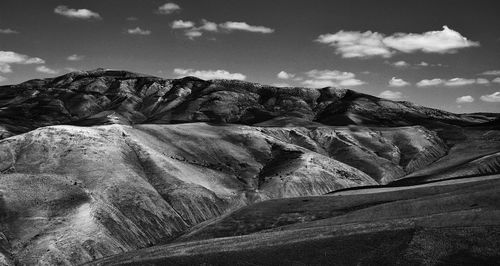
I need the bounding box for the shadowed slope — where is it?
[89,175,500,266]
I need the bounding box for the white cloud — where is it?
[185,30,203,39]
[480,70,500,76]
[416,78,444,87]
[378,90,403,100]
[417,77,491,87]
[456,95,474,103]
[392,61,409,67]
[0,28,18,34]
[157,3,180,14]
[305,69,355,80]
[302,69,364,88]
[0,64,12,73]
[171,20,273,39]
[67,54,84,61]
[0,75,6,82]
[0,51,45,73]
[383,26,479,53]
[54,5,101,20]
[219,22,274,34]
[25,57,45,64]
[171,20,195,29]
[277,71,295,79]
[175,20,217,39]
[390,61,444,68]
[493,77,500,84]
[480,92,500,103]
[173,68,246,80]
[36,66,59,75]
[444,78,476,86]
[476,78,490,85]
[127,27,151,35]
[0,51,44,64]
[200,20,218,32]
[316,26,478,58]
[389,77,410,87]
[316,30,391,58]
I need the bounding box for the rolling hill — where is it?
[0,69,499,265]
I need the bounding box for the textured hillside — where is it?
[0,69,499,265]
[0,123,449,265]
[90,175,500,266]
[0,69,494,139]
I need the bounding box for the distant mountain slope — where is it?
[0,69,495,139]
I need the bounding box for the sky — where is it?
[1,0,500,113]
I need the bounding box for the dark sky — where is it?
[1,0,499,113]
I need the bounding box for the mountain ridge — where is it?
[0,68,496,140]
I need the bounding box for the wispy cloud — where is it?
[219,22,274,33]
[391,61,410,67]
[54,5,101,20]
[157,3,181,14]
[67,54,84,61]
[479,70,500,76]
[417,77,491,87]
[184,30,203,39]
[316,26,479,58]
[389,61,444,68]
[493,77,500,84]
[379,90,403,100]
[173,68,247,80]
[170,19,274,39]
[0,28,19,34]
[36,65,59,75]
[127,27,151,35]
[388,77,410,87]
[480,92,500,102]
[444,78,476,86]
[416,78,445,87]
[476,78,490,84]
[456,95,474,103]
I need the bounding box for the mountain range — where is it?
[0,69,499,265]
